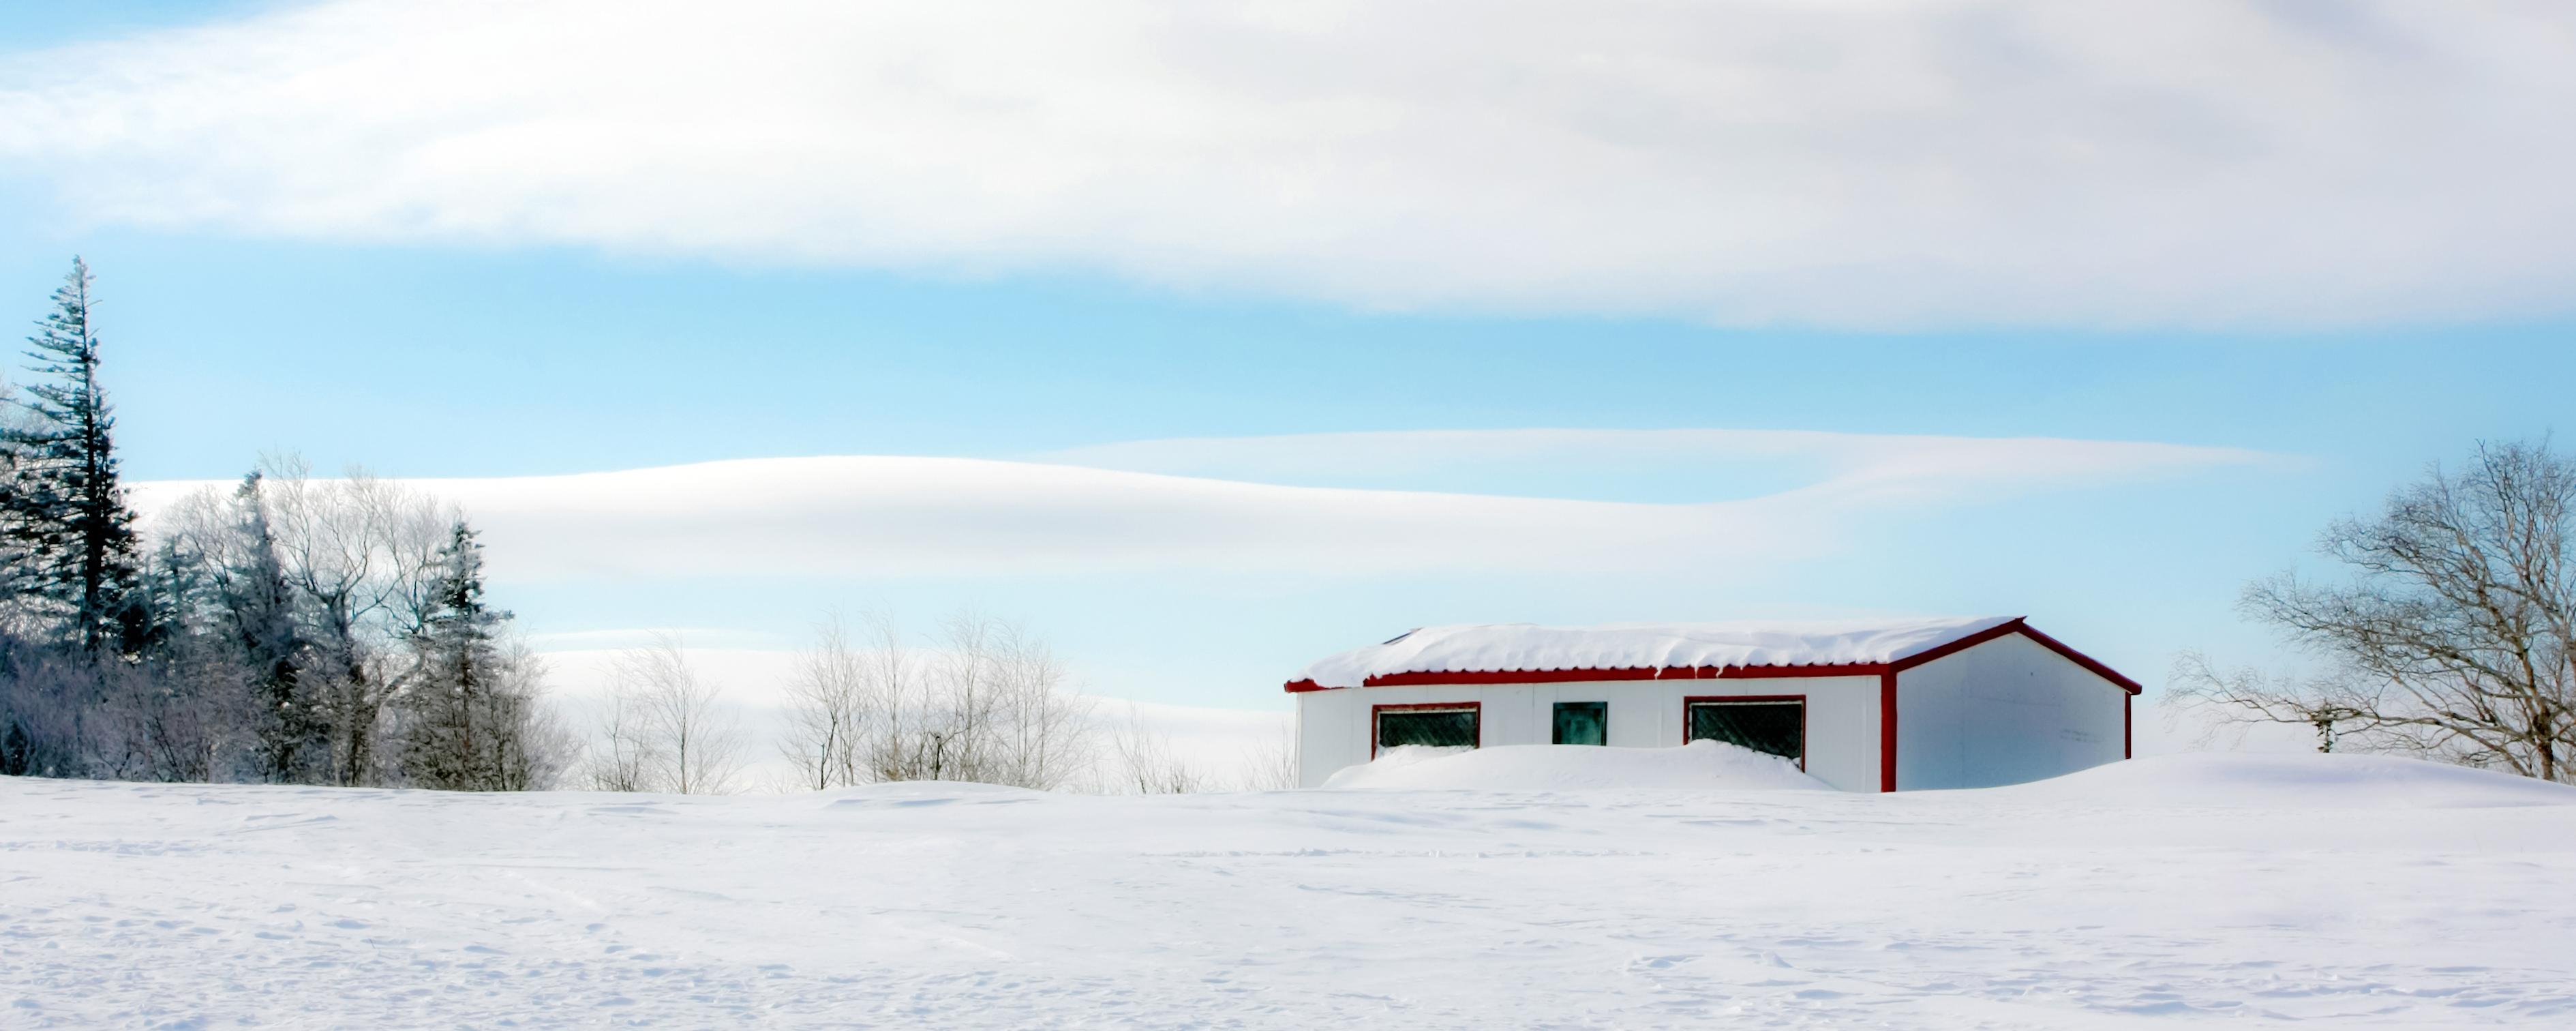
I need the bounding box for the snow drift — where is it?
[5,751,2575,1027]
[1981,751,2576,809]
[1322,741,1827,791]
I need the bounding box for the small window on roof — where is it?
[1552,701,1607,746]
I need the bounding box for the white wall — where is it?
[1894,631,2129,790]
[1295,675,1883,791]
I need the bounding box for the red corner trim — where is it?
[2124,692,2134,760]
[1879,670,1898,792]
[1284,678,1331,693]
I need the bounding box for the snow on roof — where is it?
[1295,615,2022,689]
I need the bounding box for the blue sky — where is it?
[4,2,2573,748]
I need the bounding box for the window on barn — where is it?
[1686,698,1804,766]
[1552,701,1607,745]
[1375,705,1478,752]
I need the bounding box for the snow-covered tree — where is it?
[0,257,569,790]
[219,473,322,780]
[153,472,325,781]
[393,522,509,789]
[260,460,450,785]
[391,522,569,791]
[0,374,37,634]
[2,258,143,654]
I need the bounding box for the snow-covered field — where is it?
[4,752,2573,1028]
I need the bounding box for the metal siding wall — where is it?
[1762,676,1879,793]
[1896,633,2130,790]
[1293,690,1367,788]
[1292,676,1885,790]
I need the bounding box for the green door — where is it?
[1552,701,1607,745]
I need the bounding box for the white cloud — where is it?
[1041,428,2276,502]
[136,455,1831,580]
[5,1,2571,327]
[128,430,2273,583]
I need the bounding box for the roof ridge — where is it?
[1287,614,2149,694]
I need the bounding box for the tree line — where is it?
[0,257,1264,795]
[0,258,568,787]
[584,612,1292,795]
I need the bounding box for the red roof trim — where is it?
[1347,663,1885,688]
[2007,622,2145,694]
[1883,617,2027,673]
[1280,618,2145,696]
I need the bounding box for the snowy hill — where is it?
[3,753,2573,1028]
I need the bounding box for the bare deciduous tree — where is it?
[152,477,314,781]
[778,613,874,790]
[261,458,453,785]
[581,683,652,792]
[1235,726,1299,792]
[877,612,1095,790]
[592,633,746,794]
[1107,704,1205,794]
[2171,440,2575,781]
[946,613,1093,791]
[773,610,1096,791]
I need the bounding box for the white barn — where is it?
[1286,616,2140,792]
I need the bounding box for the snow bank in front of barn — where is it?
[1978,751,2576,809]
[7,752,2576,1026]
[819,780,1052,809]
[1321,740,1827,790]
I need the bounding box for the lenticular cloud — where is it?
[3,0,2573,328]
[125,432,2267,582]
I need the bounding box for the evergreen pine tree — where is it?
[399,520,514,789]
[3,258,142,653]
[222,473,322,781]
[0,365,44,621]
[0,717,28,777]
